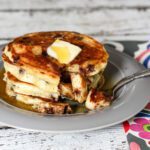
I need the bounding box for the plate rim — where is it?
[0,44,149,133]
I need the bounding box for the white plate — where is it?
[0,45,149,133]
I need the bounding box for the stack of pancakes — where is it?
[2,31,109,114]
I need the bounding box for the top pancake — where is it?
[3,31,109,77]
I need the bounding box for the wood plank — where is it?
[0,125,128,150]
[0,9,150,40]
[0,35,148,46]
[0,0,150,10]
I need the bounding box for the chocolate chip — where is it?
[12,85,16,87]
[80,45,84,49]
[42,51,48,57]
[52,33,64,39]
[45,107,54,114]
[45,81,49,84]
[22,37,29,40]
[40,71,44,74]
[87,65,95,72]
[19,68,25,74]
[10,86,14,91]
[60,71,71,83]
[13,55,20,63]
[19,37,30,44]
[75,36,83,40]
[80,67,86,75]
[74,89,81,96]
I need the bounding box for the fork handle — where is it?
[112,68,150,95]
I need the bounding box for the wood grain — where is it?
[0,9,150,41]
[0,125,128,150]
[0,0,149,149]
[0,0,150,10]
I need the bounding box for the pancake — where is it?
[70,72,88,103]
[85,89,111,110]
[6,85,72,114]
[59,83,74,100]
[3,55,59,93]
[2,31,109,112]
[5,72,59,100]
[3,47,60,85]
[3,31,108,77]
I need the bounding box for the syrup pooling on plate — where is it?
[0,68,88,114]
[0,68,34,112]
[0,68,108,114]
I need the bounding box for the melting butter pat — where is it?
[47,39,81,64]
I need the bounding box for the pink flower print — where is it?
[130,118,150,140]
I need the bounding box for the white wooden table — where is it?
[0,0,150,149]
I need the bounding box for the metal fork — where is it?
[107,69,150,100]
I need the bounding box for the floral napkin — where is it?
[123,42,150,150]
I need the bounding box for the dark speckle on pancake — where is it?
[13,31,108,63]
[19,68,25,74]
[13,55,20,63]
[2,31,109,113]
[75,36,84,41]
[87,64,95,73]
[74,89,81,96]
[7,31,108,77]
[42,51,48,57]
